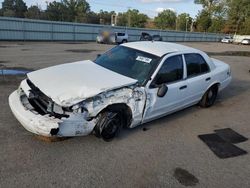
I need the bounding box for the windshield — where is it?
[94,46,160,85]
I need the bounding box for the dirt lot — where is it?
[0,41,250,188]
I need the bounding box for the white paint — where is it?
[121,41,197,57]
[142,53,231,123]
[233,35,250,43]
[82,87,146,128]
[9,90,97,137]
[9,91,62,137]
[241,39,250,44]
[9,42,232,138]
[27,60,137,107]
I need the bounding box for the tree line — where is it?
[0,0,249,34]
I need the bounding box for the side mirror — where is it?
[96,54,101,58]
[157,84,168,97]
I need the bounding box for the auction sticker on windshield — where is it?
[136,56,152,63]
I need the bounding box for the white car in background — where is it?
[221,36,233,43]
[96,32,128,44]
[241,38,250,45]
[115,32,128,43]
[9,42,232,141]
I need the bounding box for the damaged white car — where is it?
[9,42,232,141]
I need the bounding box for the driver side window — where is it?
[154,55,184,85]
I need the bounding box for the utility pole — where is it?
[185,16,189,32]
[127,7,131,27]
[176,16,178,31]
[190,18,194,32]
[111,14,117,26]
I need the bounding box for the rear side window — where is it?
[155,55,183,85]
[184,53,209,77]
[117,33,125,36]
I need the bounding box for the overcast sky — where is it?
[0,0,203,18]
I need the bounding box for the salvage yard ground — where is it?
[0,42,250,187]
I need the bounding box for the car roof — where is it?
[121,41,197,57]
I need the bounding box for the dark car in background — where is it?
[140,32,162,41]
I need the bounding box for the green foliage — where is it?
[0,0,249,34]
[194,0,227,33]
[2,0,27,17]
[154,9,177,30]
[129,9,148,28]
[194,0,220,8]
[87,11,99,24]
[117,9,148,28]
[3,9,15,17]
[177,13,192,31]
[25,5,42,19]
[241,17,250,35]
[63,0,90,22]
[193,0,250,34]
[45,0,90,22]
[196,10,212,32]
[2,0,14,11]
[117,12,127,26]
[208,17,225,32]
[226,0,250,34]
[99,10,116,25]
[46,1,66,21]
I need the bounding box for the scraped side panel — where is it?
[83,87,147,128]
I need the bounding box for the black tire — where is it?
[94,111,123,141]
[122,39,127,43]
[199,85,218,108]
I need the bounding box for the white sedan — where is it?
[241,39,250,45]
[9,42,232,141]
[221,36,233,43]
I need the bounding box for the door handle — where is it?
[206,77,211,81]
[179,85,187,90]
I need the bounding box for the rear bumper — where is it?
[219,76,232,92]
[9,90,96,137]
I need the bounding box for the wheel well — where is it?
[98,103,132,128]
[202,83,220,99]
[211,83,220,91]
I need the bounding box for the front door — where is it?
[143,54,189,123]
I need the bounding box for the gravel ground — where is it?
[0,41,250,188]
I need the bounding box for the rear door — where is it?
[116,33,125,43]
[184,53,211,103]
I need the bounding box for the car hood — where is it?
[27,60,137,107]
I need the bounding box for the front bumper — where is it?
[9,90,96,137]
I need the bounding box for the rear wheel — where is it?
[94,111,123,141]
[199,85,218,108]
[122,39,127,43]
